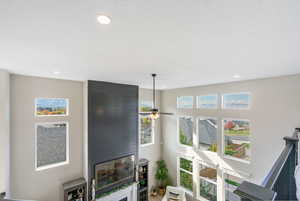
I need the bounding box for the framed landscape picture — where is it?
[223,119,251,162]
[222,92,250,110]
[35,98,68,116]
[197,94,218,109]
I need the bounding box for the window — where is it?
[224,173,244,201]
[140,100,153,112]
[178,116,193,147]
[197,95,218,109]
[177,96,193,109]
[35,122,69,171]
[199,163,217,201]
[140,116,154,146]
[198,117,217,153]
[35,98,69,116]
[178,157,193,192]
[223,119,251,162]
[222,93,250,110]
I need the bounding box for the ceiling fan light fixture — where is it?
[139,74,173,119]
[150,112,160,120]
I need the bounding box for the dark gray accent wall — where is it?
[87,80,139,196]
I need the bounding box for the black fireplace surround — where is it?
[87,80,139,198]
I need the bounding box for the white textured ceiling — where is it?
[1,0,300,89]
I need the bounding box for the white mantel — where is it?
[96,183,137,201]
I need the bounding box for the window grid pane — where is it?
[140,117,153,145]
[179,117,193,146]
[36,123,67,168]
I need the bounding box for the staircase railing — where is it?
[234,128,300,201]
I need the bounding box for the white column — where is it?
[83,81,89,192]
[0,69,10,197]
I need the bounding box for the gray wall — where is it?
[160,74,300,186]
[0,70,10,195]
[10,75,83,201]
[139,88,162,190]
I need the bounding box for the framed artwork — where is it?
[35,98,69,116]
[197,94,218,109]
[35,122,69,171]
[177,96,193,109]
[223,119,251,162]
[222,92,250,110]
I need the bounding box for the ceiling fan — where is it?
[139,74,174,119]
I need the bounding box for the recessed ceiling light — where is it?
[97,15,111,25]
[53,71,61,75]
[233,74,241,79]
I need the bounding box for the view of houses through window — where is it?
[140,100,154,146]
[140,117,154,145]
[223,119,251,162]
[198,117,217,152]
[178,157,193,192]
[176,93,251,200]
[199,163,217,201]
[179,116,193,147]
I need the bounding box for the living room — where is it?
[1,1,300,201]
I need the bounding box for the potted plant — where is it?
[155,160,169,196]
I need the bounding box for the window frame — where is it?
[197,161,218,201]
[139,115,155,147]
[177,116,194,148]
[196,116,218,154]
[222,118,251,164]
[177,155,194,195]
[221,92,251,110]
[223,169,247,201]
[35,122,69,171]
[196,94,218,109]
[177,96,194,109]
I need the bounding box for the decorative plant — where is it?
[155,160,169,188]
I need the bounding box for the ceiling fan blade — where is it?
[158,112,174,115]
[139,112,152,115]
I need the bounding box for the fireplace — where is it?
[95,155,135,192]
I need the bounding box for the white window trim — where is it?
[222,118,251,164]
[35,98,69,117]
[177,96,194,109]
[196,94,218,109]
[139,115,155,147]
[196,116,218,154]
[197,161,218,201]
[177,116,194,149]
[177,155,194,195]
[221,92,251,110]
[35,122,70,171]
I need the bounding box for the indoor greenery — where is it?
[155,160,169,188]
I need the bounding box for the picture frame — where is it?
[35,98,69,116]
